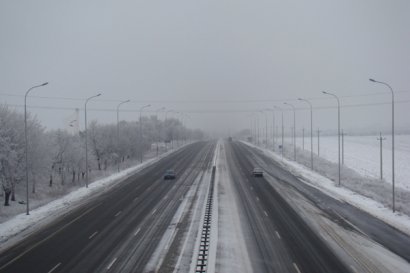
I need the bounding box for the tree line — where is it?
[0,105,204,206]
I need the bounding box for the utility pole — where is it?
[302,128,305,150]
[274,106,284,159]
[377,132,386,180]
[298,98,314,169]
[342,129,345,165]
[284,102,296,161]
[139,104,151,163]
[317,129,320,157]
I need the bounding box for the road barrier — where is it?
[195,165,216,273]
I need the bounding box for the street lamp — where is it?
[284,102,296,161]
[24,82,48,215]
[139,104,151,163]
[156,107,166,156]
[322,91,341,186]
[264,108,276,151]
[260,110,268,148]
[369,78,396,212]
[298,98,314,170]
[85,93,101,188]
[274,106,284,158]
[116,99,130,172]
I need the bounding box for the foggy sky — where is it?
[1,0,409,136]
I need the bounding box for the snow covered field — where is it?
[292,134,410,190]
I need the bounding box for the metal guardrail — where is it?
[195,165,216,273]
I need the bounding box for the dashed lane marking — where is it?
[115,211,122,217]
[89,231,98,239]
[133,196,139,202]
[293,262,302,273]
[256,197,260,202]
[350,265,358,273]
[264,211,268,217]
[151,208,157,215]
[0,204,99,271]
[134,227,141,236]
[275,231,281,239]
[47,262,61,273]
[107,258,117,270]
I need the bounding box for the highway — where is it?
[224,141,351,273]
[0,141,215,273]
[224,140,410,272]
[2,139,410,273]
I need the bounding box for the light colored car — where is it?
[252,167,263,177]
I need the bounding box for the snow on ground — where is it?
[212,140,253,273]
[289,134,410,190]
[242,141,410,237]
[0,145,187,251]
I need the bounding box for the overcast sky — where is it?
[1,0,409,136]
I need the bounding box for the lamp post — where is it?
[24,82,48,215]
[156,107,165,156]
[274,106,284,159]
[116,99,130,172]
[298,98,314,169]
[370,78,395,212]
[260,111,268,148]
[85,93,101,188]
[264,108,276,151]
[139,104,151,163]
[284,102,296,161]
[322,91,341,186]
[165,110,174,151]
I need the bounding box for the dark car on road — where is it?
[164,169,176,180]
[252,167,264,177]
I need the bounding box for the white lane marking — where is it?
[47,262,61,273]
[151,208,157,215]
[250,186,254,190]
[115,211,122,217]
[275,231,281,239]
[264,211,268,217]
[0,204,99,271]
[293,262,301,273]
[350,265,358,273]
[133,196,139,202]
[89,231,98,239]
[256,197,260,202]
[134,227,141,236]
[164,194,168,199]
[107,258,117,270]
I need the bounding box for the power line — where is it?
[1,90,410,104]
[5,99,410,113]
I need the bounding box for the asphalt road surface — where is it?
[234,141,410,263]
[225,141,352,273]
[2,139,410,273]
[0,141,215,273]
